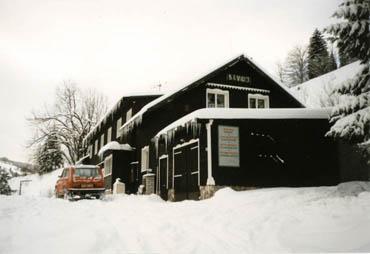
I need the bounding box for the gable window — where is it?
[141,146,149,172]
[206,88,229,108]
[116,118,122,138]
[94,139,98,155]
[107,127,112,143]
[126,108,132,121]
[104,154,113,176]
[248,94,269,108]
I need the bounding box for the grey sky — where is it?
[0,0,341,162]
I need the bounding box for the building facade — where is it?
[81,55,369,200]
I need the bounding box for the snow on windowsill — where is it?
[98,141,134,157]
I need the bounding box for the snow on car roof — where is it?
[155,108,332,137]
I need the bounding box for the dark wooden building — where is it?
[81,55,369,200]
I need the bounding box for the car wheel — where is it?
[63,189,70,200]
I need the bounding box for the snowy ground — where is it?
[2,173,370,253]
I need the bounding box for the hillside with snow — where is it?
[0,157,37,177]
[3,169,370,253]
[290,61,364,108]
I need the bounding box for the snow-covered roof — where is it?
[290,61,364,108]
[120,54,305,133]
[98,141,134,157]
[155,108,332,137]
[83,92,162,143]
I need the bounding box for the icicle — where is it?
[154,137,159,158]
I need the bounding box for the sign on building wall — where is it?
[226,74,250,83]
[218,125,240,167]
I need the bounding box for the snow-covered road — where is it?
[1,182,370,254]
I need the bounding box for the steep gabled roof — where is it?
[120,54,305,132]
[83,93,163,143]
[290,61,363,108]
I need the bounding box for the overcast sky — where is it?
[0,0,341,162]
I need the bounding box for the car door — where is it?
[56,168,67,195]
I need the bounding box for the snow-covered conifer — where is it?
[35,131,64,174]
[308,29,331,79]
[325,0,370,158]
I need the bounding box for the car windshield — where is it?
[74,167,99,177]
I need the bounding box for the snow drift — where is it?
[8,168,62,197]
[2,169,370,253]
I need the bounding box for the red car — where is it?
[55,165,105,200]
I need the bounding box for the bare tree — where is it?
[28,81,108,164]
[278,45,309,87]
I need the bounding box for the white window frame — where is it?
[141,146,149,172]
[88,145,93,158]
[94,139,98,155]
[206,88,229,108]
[100,133,105,148]
[248,94,270,108]
[104,154,113,177]
[116,117,122,138]
[107,127,112,143]
[126,108,132,121]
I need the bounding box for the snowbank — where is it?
[1,182,370,253]
[8,168,62,197]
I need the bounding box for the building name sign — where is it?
[218,125,240,167]
[226,74,250,83]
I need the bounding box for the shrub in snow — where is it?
[325,0,370,162]
[0,169,12,195]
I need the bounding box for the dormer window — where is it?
[206,88,229,108]
[248,94,270,108]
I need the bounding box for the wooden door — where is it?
[173,140,200,201]
[159,155,168,200]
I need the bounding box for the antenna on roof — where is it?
[157,83,162,92]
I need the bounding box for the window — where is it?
[206,88,229,108]
[141,146,149,172]
[248,94,269,108]
[126,108,132,121]
[116,117,122,138]
[88,145,93,158]
[107,127,112,143]
[94,139,98,155]
[104,155,113,176]
[100,134,105,148]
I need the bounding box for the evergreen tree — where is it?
[35,131,64,174]
[307,29,330,79]
[325,0,370,160]
[328,49,338,71]
[0,168,12,195]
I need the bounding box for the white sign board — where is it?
[218,125,240,167]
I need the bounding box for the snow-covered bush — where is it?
[0,169,12,195]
